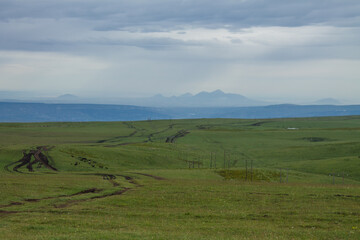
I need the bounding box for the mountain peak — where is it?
[313,98,342,105]
[195,89,226,97]
[57,94,78,99]
[153,94,165,98]
[212,89,225,95]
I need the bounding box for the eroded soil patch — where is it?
[5,146,57,173]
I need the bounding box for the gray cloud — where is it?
[1,0,360,29]
[0,0,359,55]
[0,0,359,101]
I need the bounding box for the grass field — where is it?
[1,117,360,239]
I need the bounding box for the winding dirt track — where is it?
[101,123,179,147]
[0,170,166,214]
[53,188,131,208]
[165,130,190,143]
[1,146,167,215]
[0,188,104,208]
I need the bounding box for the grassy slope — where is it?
[1,117,360,239]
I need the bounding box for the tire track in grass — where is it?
[102,123,176,147]
[1,146,167,214]
[130,172,167,180]
[96,130,138,144]
[52,172,161,208]
[0,172,166,213]
[53,188,131,208]
[165,130,190,143]
[0,188,104,208]
[0,210,19,216]
[0,173,134,211]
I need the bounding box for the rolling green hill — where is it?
[1,117,360,239]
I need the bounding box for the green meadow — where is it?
[1,117,360,239]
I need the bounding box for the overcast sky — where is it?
[0,0,359,102]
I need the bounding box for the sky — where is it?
[0,0,360,103]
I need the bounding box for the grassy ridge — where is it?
[3,117,359,179]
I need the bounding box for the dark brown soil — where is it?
[0,201,24,208]
[5,146,57,173]
[334,194,360,198]
[72,157,107,169]
[0,210,18,215]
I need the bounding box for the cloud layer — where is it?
[0,0,359,101]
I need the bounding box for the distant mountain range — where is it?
[0,90,347,107]
[0,102,167,122]
[0,90,259,107]
[1,102,360,122]
[129,90,266,107]
[311,98,342,105]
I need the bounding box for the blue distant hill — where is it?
[0,102,169,122]
[1,102,360,122]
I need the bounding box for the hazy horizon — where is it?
[0,89,357,106]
